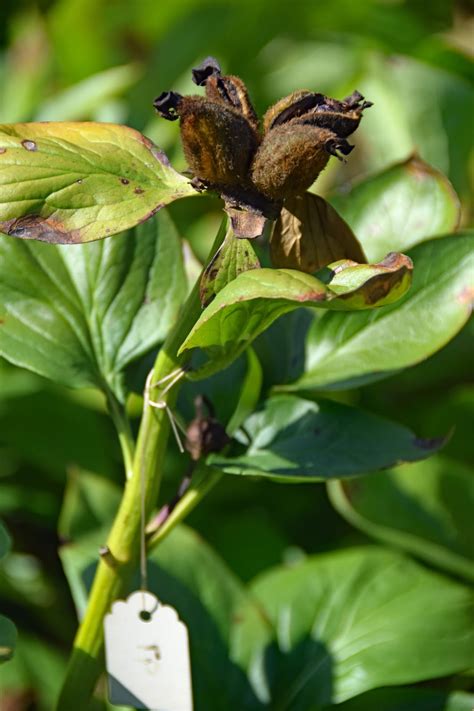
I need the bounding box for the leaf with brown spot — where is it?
[291,232,474,392]
[0,122,195,244]
[271,192,366,272]
[180,252,412,379]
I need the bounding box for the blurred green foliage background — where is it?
[0,0,472,708]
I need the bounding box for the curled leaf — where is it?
[271,191,366,272]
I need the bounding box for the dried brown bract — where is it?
[154,57,371,239]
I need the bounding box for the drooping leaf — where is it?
[0,122,195,243]
[237,547,474,707]
[0,211,186,398]
[181,254,412,379]
[331,155,461,262]
[322,687,474,711]
[328,455,474,582]
[292,233,473,391]
[271,192,366,272]
[208,395,444,482]
[200,225,261,306]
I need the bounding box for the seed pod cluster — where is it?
[154,58,371,237]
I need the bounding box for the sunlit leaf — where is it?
[331,156,460,262]
[209,395,444,482]
[237,547,474,707]
[292,233,473,391]
[0,211,186,398]
[181,255,412,378]
[328,455,474,582]
[0,122,195,243]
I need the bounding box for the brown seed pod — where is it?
[177,96,259,187]
[251,124,337,201]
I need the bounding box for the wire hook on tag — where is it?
[144,368,188,453]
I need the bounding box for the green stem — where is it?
[147,464,223,550]
[56,226,226,710]
[105,389,135,480]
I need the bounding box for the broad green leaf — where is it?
[181,254,412,378]
[331,156,460,262]
[0,211,186,398]
[322,687,474,711]
[208,395,444,482]
[238,547,474,707]
[0,122,195,243]
[292,233,473,391]
[328,455,474,582]
[200,226,261,307]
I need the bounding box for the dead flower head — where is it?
[154,57,372,240]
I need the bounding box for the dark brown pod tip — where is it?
[343,90,373,111]
[153,91,182,120]
[192,56,222,86]
[325,137,354,160]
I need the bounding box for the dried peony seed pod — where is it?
[251,124,338,201]
[153,58,372,238]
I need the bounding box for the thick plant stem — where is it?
[56,227,225,710]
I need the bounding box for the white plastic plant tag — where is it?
[104,590,193,711]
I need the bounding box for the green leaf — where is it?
[0,520,11,561]
[0,122,195,243]
[292,233,473,391]
[226,347,263,436]
[331,156,460,262]
[58,469,122,542]
[0,615,17,664]
[200,225,261,307]
[240,547,474,707]
[328,455,474,582]
[322,687,474,711]
[181,254,412,379]
[0,211,186,398]
[208,395,444,482]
